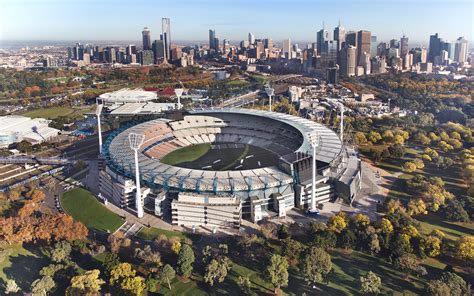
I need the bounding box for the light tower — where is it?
[96,104,104,154]
[338,102,344,143]
[128,133,145,218]
[174,88,184,109]
[265,86,274,112]
[307,132,321,212]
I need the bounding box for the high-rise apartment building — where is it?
[283,39,291,59]
[248,32,255,45]
[142,27,151,50]
[400,35,409,56]
[317,27,329,55]
[209,29,216,50]
[454,37,468,63]
[162,18,171,61]
[340,45,356,77]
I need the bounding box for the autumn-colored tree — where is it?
[327,212,348,233]
[66,269,105,296]
[455,236,474,260]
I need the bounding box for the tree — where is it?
[109,263,145,296]
[423,235,442,257]
[444,200,470,222]
[5,279,20,294]
[407,199,427,216]
[261,222,277,240]
[403,161,417,173]
[134,245,162,273]
[121,276,145,296]
[237,275,252,295]
[327,212,348,233]
[426,280,451,296]
[278,224,290,239]
[204,258,231,286]
[301,247,332,286]
[427,272,471,296]
[49,240,72,263]
[359,271,382,295]
[395,254,425,278]
[282,238,304,265]
[160,264,176,290]
[413,158,425,169]
[31,276,56,296]
[354,132,368,145]
[368,131,382,144]
[171,240,181,254]
[266,254,289,294]
[108,232,131,253]
[67,269,105,295]
[455,235,474,260]
[177,244,195,278]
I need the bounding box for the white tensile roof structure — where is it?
[98,88,157,104]
[0,116,60,147]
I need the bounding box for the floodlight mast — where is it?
[307,132,321,211]
[338,102,344,143]
[129,133,145,218]
[265,86,274,112]
[175,88,184,109]
[96,104,104,154]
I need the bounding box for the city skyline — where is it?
[1,0,473,45]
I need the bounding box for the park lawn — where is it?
[161,143,211,165]
[136,227,186,241]
[0,244,51,291]
[226,79,250,87]
[417,213,474,242]
[23,106,75,119]
[60,188,124,233]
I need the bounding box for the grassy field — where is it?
[23,106,76,119]
[60,188,124,233]
[0,244,51,291]
[136,227,187,240]
[161,143,278,171]
[161,143,211,165]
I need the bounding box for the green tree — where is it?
[66,269,105,295]
[237,275,252,295]
[49,240,72,263]
[359,271,382,295]
[31,276,56,296]
[204,258,231,286]
[266,254,289,294]
[160,264,176,290]
[301,247,332,286]
[177,244,195,278]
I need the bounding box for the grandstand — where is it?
[99,108,361,227]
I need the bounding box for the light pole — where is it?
[338,102,344,143]
[96,104,103,154]
[265,86,274,112]
[307,132,321,212]
[129,133,145,218]
[175,88,184,109]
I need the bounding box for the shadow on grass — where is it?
[3,253,50,292]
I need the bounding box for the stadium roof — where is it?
[0,116,60,147]
[98,88,157,103]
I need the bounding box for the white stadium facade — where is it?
[99,108,361,228]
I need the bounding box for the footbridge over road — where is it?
[0,156,71,165]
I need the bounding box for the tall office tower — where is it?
[400,35,409,56]
[223,39,230,52]
[126,44,137,56]
[377,42,387,57]
[282,39,291,59]
[139,50,154,65]
[389,39,399,48]
[248,32,255,45]
[162,18,171,61]
[428,33,442,62]
[440,50,449,65]
[152,40,165,63]
[421,47,428,63]
[454,37,468,63]
[440,40,452,59]
[340,45,357,77]
[142,27,151,50]
[316,27,329,55]
[345,31,357,47]
[264,38,273,50]
[321,40,338,68]
[256,41,264,59]
[333,21,346,51]
[357,30,371,66]
[209,29,216,50]
[370,36,378,57]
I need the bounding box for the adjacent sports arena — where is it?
[99,108,361,228]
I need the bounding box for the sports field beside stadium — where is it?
[160,142,279,171]
[60,188,124,233]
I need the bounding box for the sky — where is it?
[0,0,473,45]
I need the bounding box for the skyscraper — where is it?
[316,26,329,55]
[440,40,451,59]
[400,35,409,56]
[152,40,165,63]
[428,33,441,62]
[333,21,346,51]
[209,29,216,50]
[345,32,357,47]
[162,18,171,61]
[454,37,468,63]
[357,30,371,66]
[142,27,151,50]
[248,32,255,45]
[340,45,356,77]
[283,39,291,59]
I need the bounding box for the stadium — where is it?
[99,108,361,228]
